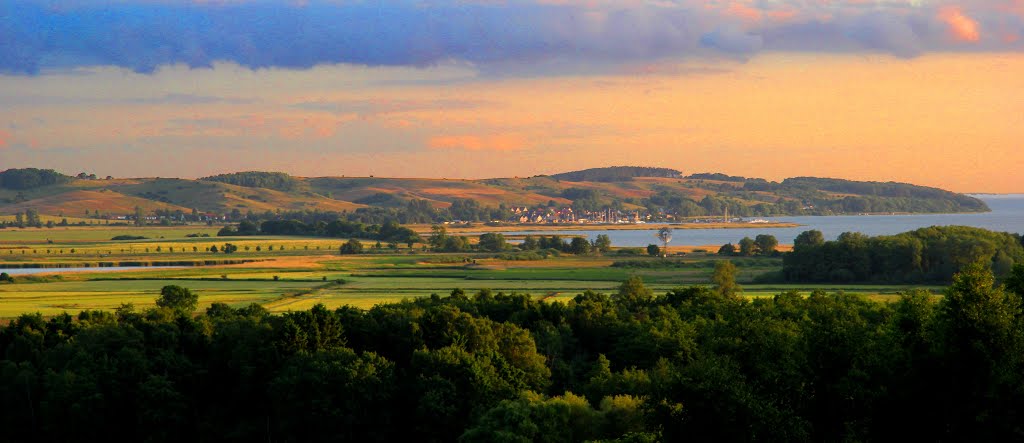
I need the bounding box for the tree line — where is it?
[783,226,1024,283]
[424,227,612,255]
[718,234,779,257]
[1,208,43,228]
[0,168,70,190]
[223,220,617,256]
[219,200,513,226]
[779,177,988,211]
[550,166,682,182]
[219,219,421,246]
[2,264,1024,441]
[638,190,987,219]
[200,171,299,191]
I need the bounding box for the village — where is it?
[447,206,763,226]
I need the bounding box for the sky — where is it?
[1,0,1022,193]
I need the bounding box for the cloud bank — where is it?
[0,0,1021,74]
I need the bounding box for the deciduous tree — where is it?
[712,260,741,298]
[340,239,364,254]
[155,285,198,313]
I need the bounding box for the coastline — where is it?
[410,222,801,235]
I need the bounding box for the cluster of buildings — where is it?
[101,212,228,223]
[507,207,647,224]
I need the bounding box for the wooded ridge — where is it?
[0,166,988,219]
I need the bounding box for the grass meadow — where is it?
[0,225,942,318]
[0,225,222,242]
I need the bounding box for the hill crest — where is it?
[0,167,989,218]
[550,166,682,182]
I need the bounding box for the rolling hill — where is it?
[0,167,989,218]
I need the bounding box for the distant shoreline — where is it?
[410,222,801,235]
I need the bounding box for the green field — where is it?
[0,225,223,242]
[0,279,322,316]
[0,226,944,318]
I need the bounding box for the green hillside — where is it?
[0,167,989,218]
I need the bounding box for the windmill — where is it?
[656,227,673,257]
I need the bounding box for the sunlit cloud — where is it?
[724,2,763,23]
[939,6,981,43]
[1,0,1022,75]
[1,2,1023,194]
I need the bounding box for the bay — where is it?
[496,194,1024,247]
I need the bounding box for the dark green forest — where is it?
[200,171,300,191]
[550,167,683,182]
[3,264,1024,442]
[775,177,989,213]
[657,175,989,216]
[784,226,1024,283]
[0,168,70,190]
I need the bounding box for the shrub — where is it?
[111,235,148,241]
[615,248,645,256]
[496,252,548,261]
[339,239,364,255]
[424,256,469,264]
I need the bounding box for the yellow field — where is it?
[0,278,324,317]
[0,225,935,319]
[0,226,400,259]
[0,225,222,241]
[0,214,96,224]
[0,189,194,216]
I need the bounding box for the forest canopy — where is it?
[783,226,1024,283]
[200,171,299,191]
[2,264,1024,441]
[550,166,682,182]
[779,177,989,213]
[0,168,70,190]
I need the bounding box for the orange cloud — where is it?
[716,2,799,26]
[725,2,762,22]
[428,134,526,151]
[766,8,799,22]
[939,6,980,43]
[0,130,10,148]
